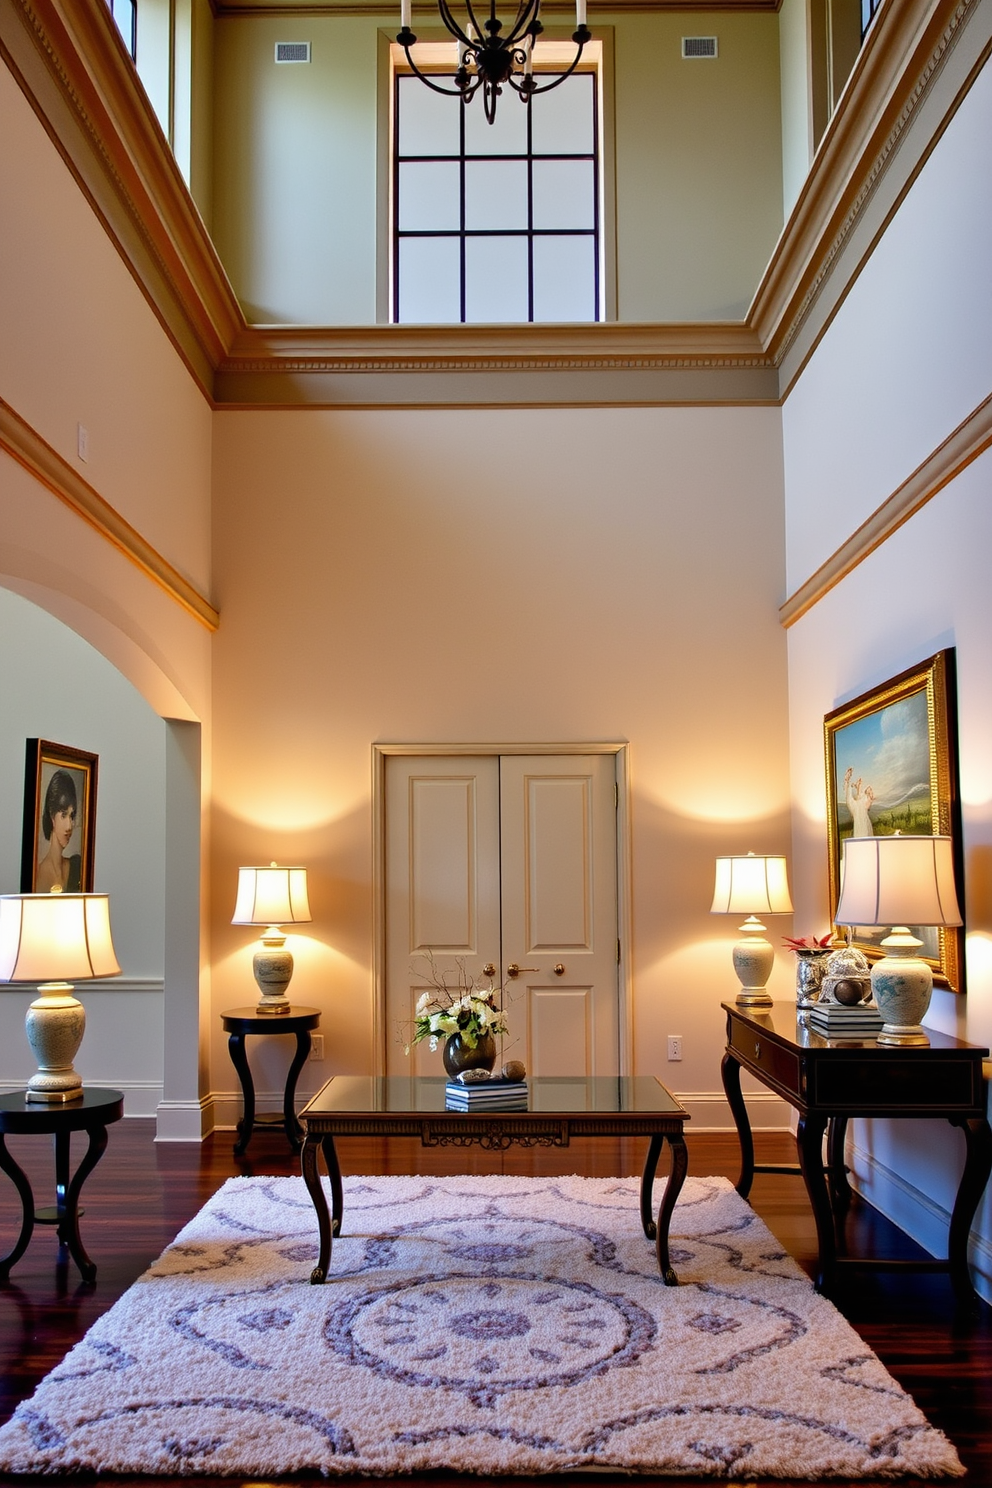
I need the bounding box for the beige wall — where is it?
[208,404,794,1123]
[783,56,992,1294]
[0,63,213,721]
[210,9,783,325]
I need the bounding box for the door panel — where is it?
[384,752,619,1081]
[385,757,500,1080]
[500,755,619,1078]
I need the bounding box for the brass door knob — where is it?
[482,963,497,978]
[554,963,565,975]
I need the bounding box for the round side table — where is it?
[0,1087,124,1282]
[221,1006,321,1156]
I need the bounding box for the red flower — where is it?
[782,934,833,952]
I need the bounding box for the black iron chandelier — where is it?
[397,0,591,125]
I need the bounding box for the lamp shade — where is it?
[710,854,793,916]
[232,865,312,927]
[0,892,121,984]
[835,835,962,929]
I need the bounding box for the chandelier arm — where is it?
[510,29,590,95]
[400,42,477,96]
[503,0,541,45]
[435,0,473,45]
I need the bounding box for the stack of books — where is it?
[807,1001,884,1038]
[444,1079,529,1112]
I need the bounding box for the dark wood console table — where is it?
[721,1001,991,1303]
[221,1005,321,1155]
[0,1087,124,1281]
[299,1074,689,1286]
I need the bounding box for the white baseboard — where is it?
[849,1138,992,1306]
[155,1098,213,1142]
[674,1089,792,1131]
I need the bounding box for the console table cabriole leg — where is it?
[228,1032,256,1157]
[301,1133,332,1285]
[59,1124,107,1282]
[721,1051,754,1199]
[654,1134,688,1286]
[796,1112,834,1292]
[283,1031,312,1151]
[947,1116,992,1307]
[0,1134,35,1280]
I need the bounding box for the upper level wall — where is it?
[210,9,783,326]
[0,58,213,721]
[782,52,992,594]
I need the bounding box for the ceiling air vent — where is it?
[275,41,311,63]
[681,36,718,58]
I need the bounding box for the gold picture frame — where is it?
[20,739,99,894]
[824,649,964,992]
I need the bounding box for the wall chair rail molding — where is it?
[0,0,242,398]
[0,400,220,631]
[779,391,992,627]
[751,0,990,395]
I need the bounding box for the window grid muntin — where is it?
[393,71,600,325]
[107,0,137,61]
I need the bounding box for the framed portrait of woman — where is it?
[823,649,964,992]
[20,740,99,894]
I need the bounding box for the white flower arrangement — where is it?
[404,953,509,1055]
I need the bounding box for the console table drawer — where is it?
[811,1055,983,1112]
[729,1021,802,1099]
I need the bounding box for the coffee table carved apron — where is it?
[300,1075,689,1285]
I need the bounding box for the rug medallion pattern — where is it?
[0,1174,964,1478]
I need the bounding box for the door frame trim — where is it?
[372,742,633,1080]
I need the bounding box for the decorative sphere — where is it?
[833,979,865,1006]
[502,1060,527,1082]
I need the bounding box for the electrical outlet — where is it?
[667,1035,683,1062]
[309,1034,325,1061]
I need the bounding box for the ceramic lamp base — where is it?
[871,931,932,1046]
[25,984,86,1102]
[253,940,293,1014]
[732,919,775,1008]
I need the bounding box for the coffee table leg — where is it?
[947,1116,992,1306]
[323,1135,343,1239]
[0,1134,35,1280]
[301,1133,332,1284]
[639,1133,688,1285]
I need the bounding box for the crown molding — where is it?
[216,322,778,406]
[0,398,220,630]
[1,0,986,409]
[751,0,989,385]
[779,392,992,627]
[214,0,779,14]
[1,0,243,398]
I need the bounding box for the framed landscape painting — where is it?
[20,739,98,894]
[824,649,964,992]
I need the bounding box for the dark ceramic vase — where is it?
[442,1032,497,1078]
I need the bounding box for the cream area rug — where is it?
[0,1174,963,1479]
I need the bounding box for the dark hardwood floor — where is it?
[1,1117,989,1486]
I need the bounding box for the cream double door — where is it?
[384,754,620,1080]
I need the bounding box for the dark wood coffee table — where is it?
[299,1074,689,1285]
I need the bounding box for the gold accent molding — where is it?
[0,399,220,631]
[779,393,992,628]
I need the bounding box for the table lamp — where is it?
[711,852,793,1007]
[232,863,312,1014]
[835,833,962,1045]
[0,890,121,1102]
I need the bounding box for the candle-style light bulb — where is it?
[576,0,587,24]
[401,0,412,28]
